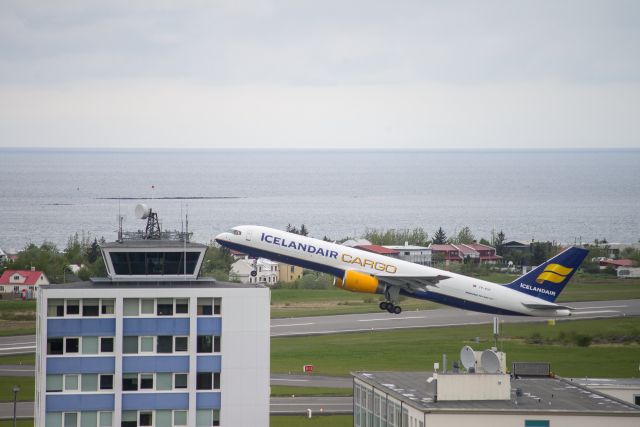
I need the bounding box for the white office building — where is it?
[35,228,270,427]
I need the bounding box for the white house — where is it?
[0,268,50,295]
[229,258,279,285]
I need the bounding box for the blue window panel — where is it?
[197,318,222,335]
[122,393,189,410]
[123,356,189,373]
[47,319,115,337]
[46,394,114,412]
[196,356,221,372]
[525,421,550,427]
[47,357,115,374]
[196,392,221,409]
[123,318,189,336]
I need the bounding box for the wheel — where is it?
[379,301,388,310]
[393,305,402,314]
[386,304,395,313]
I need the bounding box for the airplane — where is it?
[215,225,589,317]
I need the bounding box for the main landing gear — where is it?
[379,301,402,314]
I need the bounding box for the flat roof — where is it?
[571,377,640,388]
[353,371,640,414]
[40,279,261,290]
[101,241,208,249]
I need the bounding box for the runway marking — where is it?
[0,342,36,348]
[0,345,36,351]
[357,316,425,322]
[271,323,314,328]
[271,378,310,382]
[572,305,627,310]
[572,310,621,315]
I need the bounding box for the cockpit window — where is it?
[232,230,242,236]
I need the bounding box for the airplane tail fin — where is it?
[504,247,589,302]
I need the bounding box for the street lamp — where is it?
[12,385,20,427]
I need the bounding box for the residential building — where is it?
[429,244,463,264]
[354,245,400,259]
[382,243,431,265]
[35,223,270,427]
[617,267,640,278]
[342,238,372,248]
[278,263,304,283]
[599,258,636,269]
[0,268,49,295]
[0,247,8,263]
[229,258,279,285]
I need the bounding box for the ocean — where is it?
[1,149,638,251]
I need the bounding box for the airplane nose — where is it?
[214,232,231,245]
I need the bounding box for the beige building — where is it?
[353,371,640,427]
[278,263,303,283]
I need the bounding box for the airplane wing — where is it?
[521,303,573,311]
[378,274,451,293]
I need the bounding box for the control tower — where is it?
[34,205,270,427]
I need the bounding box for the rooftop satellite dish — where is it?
[135,203,151,220]
[460,345,476,371]
[481,349,501,374]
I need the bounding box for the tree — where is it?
[86,239,100,264]
[299,224,309,236]
[494,230,506,255]
[479,238,491,246]
[432,227,447,244]
[455,226,475,244]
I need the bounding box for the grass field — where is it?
[270,415,352,427]
[0,354,34,365]
[272,317,640,377]
[0,420,33,427]
[271,386,352,397]
[0,376,35,402]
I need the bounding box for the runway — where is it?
[1,299,638,356]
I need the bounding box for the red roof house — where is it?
[0,269,50,293]
[599,259,636,268]
[354,245,400,257]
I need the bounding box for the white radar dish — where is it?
[460,345,476,371]
[481,349,501,374]
[135,203,151,219]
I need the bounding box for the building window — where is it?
[100,337,114,353]
[196,372,220,390]
[64,374,79,391]
[101,299,115,315]
[139,412,153,426]
[123,298,139,316]
[174,410,188,426]
[196,409,220,427]
[81,374,98,392]
[99,374,113,390]
[635,394,640,405]
[123,336,139,354]
[48,299,65,317]
[197,336,213,353]
[174,373,188,389]
[82,336,99,354]
[121,411,137,427]
[47,338,64,355]
[524,421,550,427]
[66,299,80,315]
[65,337,79,353]
[123,374,138,391]
[176,298,189,314]
[63,412,78,427]
[157,336,173,353]
[140,374,154,390]
[83,299,100,316]
[46,375,63,392]
[140,298,155,314]
[198,298,213,315]
[175,336,188,352]
[157,298,174,316]
[98,411,113,427]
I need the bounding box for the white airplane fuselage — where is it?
[215,225,573,317]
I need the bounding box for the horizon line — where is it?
[2,146,640,153]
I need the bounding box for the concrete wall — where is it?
[426,413,640,427]
[436,374,510,401]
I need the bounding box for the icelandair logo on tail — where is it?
[535,264,574,284]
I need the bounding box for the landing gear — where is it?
[385,303,402,314]
[380,286,403,315]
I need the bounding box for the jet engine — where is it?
[334,270,385,294]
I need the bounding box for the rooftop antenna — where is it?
[117,199,124,243]
[460,345,476,373]
[135,203,161,239]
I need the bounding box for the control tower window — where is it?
[109,251,200,275]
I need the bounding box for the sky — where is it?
[1,0,639,150]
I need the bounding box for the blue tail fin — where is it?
[505,247,589,302]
